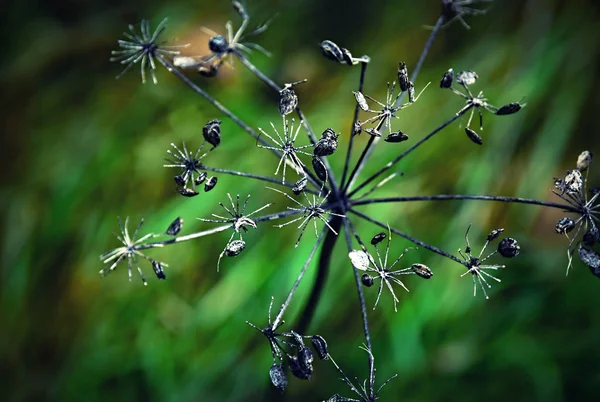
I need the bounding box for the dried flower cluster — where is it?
[102,1,595,400]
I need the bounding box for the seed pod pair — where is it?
[166,217,184,236]
[555,170,583,195]
[314,128,339,157]
[498,238,520,258]
[203,119,221,148]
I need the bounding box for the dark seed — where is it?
[408,81,416,103]
[314,129,338,156]
[194,172,208,186]
[555,217,575,235]
[385,131,409,143]
[311,335,329,360]
[225,240,246,257]
[579,245,600,269]
[583,228,599,246]
[279,87,298,116]
[456,70,478,86]
[151,260,166,280]
[498,238,520,258]
[486,228,505,242]
[353,91,369,111]
[269,364,287,392]
[312,157,327,182]
[577,150,593,171]
[289,356,311,380]
[174,175,186,186]
[398,62,410,92]
[496,102,522,116]
[371,232,387,245]
[204,176,218,192]
[465,127,483,145]
[320,40,343,63]
[292,176,308,195]
[298,347,314,373]
[340,47,353,65]
[179,188,199,197]
[361,273,374,287]
[440,68,454,89]
[202,119,221,148]
[166,217,184,236]
[411,263,433,279]
[208,35,228,53]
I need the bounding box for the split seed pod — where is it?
[292,176,308,195]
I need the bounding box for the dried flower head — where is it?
[164,142,214,195]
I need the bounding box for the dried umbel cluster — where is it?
[104,1,596,400]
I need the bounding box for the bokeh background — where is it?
[2,0,600,401]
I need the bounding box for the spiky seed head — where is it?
[204,176,218,192]
[310,335,329,360]
[555,217,576,235]
[577,150,593,171]
[269,364,287,392]
[320,40,344,63]
[385,131,409,143]
[208,35,228,53]
[179,188,199,197]
[496,103,522,116]
[152,260,166,280]
[312,156,327,181]
[361,273,374,287]
[398,62,410,92]
[194,172,208,186]
[486,228,505,242]
[465,127,483,145]
[456,70,478,86]
[411,263,433,279]
[371,232,387,245]
[440,68,454,89]
[498,237,520,258]
[166,217,184,236]
[203,119,222,148]
[225,239,246,257]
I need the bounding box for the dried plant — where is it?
[101,1,597,400]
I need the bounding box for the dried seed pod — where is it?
[364,128,381,137]
[555,217,576,234]
[371,232,387,245]
[498,237,520,258]
[174,175,186,186]
[204,176,218,192]
[353,91,369,111]
[411,263,433,279]
[340,47,353,65]
[202,119,222,148]
[465,127,483,145]
[496,102,522,116]
[166,217,184,236]
[440,68,454,89]
[173,56,200,69]
[298,347,314,373]
[310,335,329,360]
[353,121,362,136]
[577,150,593,171]
[456,70,478,86]
[194,172,208,186]
[564,170,583,194]
[269,364,287,392]
[179,188,199,197]
[312,156,327,182]
[407,81,416,103]
[349,250,370,271]
[398,62,410,92]
[361,273,374,287]
[279,87,298,116]
[486,228,505,242]
[225,239,246,257]
[578,245,600,269]
[198,63,220,77]
[208,35,228,53]
[320,40,343,63]
[289,356,311,380]
[152,260,166,280]
[314,129,339,156]
[583,228,599,246]
[385,131,409,143]
[292,176,308,195]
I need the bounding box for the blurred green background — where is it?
[2,0,600,401]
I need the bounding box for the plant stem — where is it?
[343,119,386,194]
[348,104,473,198]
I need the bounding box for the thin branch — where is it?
[349,208,466,266]
[348,104,473,198]
[343,118,386,194]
